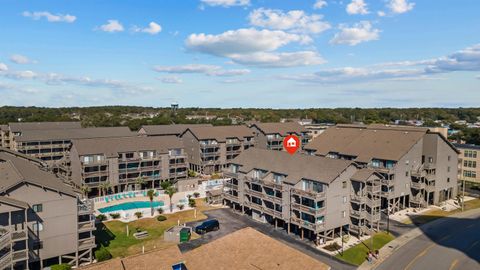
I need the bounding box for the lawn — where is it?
[335,232,395,266]
[403,198,480,225]
[94,199,219,258]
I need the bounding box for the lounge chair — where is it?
[105,197,109,203]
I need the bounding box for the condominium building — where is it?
[0,125,9,149]
[0,148,95,270]
[180,125,255,174]
[305,124,459,212]
[62,136,188,196]
[454,143,479,184]
[249,122,310,151]
[223,148,381,243]
[138,124,213,137]
[10,127,135,164]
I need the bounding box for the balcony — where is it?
[78,236,96,250]
[11,250,28,262]
[350,209,367,219]
[350,194,366,204]
[366,197,381,207]
[245,188,264,199]
[78,200,94,215]
[411,182,426,190]
[0,227,11,250]
[243,200,263,212]
[0,252,12,270]
[290,216,324,232]
[223,192,239,201]
[366,185,381,193]
[78,221,95,233]
[291,188,326,201]
[367,212,381,221]
[291,202,326,216]
[223,171,239,178]
[260,180,284,191]
[264,193,282,204]
[380,179,394,187]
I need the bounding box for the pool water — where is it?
[98,201,164,213]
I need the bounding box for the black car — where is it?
[195,219,220,234]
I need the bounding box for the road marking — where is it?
[467,240,479,251]
[466,224,475,229]
[403,243,435,270]
[449,259,458,270]
[439,234,451,242]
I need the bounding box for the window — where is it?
[341,211,346,218]
[125,153,134,159]
[273,173,284,184]
[33,222,44,232]
[447,166,451,172]
[405,171,409,177]
[447,178,450,183]
[342,181,347,189]
[448,155,451,161]
[464,160,477,168]
[464,170,477,178]
[405,160,409,165]
[428,157,433,163]
[342,196,347,204]
[464,150,478,158]
[32,204,43,213]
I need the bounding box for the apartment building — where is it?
[249,122,310,151]
[0,148,95,270]
[180,125,255,174]
[10,127,135,164]
[0,125,9,149]
[138,124,213,137]
[62,136,188,196]
[223,148,381,243]
[305,124,459,212]
[454,143,479,184]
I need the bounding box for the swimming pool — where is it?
[98,201,164,213]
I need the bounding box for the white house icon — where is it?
[286,137,297,148]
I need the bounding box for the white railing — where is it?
[92,188,164,203]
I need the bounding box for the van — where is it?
[195,219,220,234]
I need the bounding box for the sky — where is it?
[0,0,479,108]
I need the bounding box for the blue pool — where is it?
[98,201,164,213]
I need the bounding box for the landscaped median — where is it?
[93,199,219,258]
[334,232,395,266]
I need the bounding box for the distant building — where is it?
[0,148,95,269]
[138,124,213,137]
[249,122,310,151]
[180,125,255,174]
[454,143,479,184]
[302,123,331,140]
[171,102,178,115]
[185,114,217,121]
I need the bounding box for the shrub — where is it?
[188,199,196,208]
[157,215,167,222]
[193,192,200,198]
[323,242,341,251]
[188,169,196,177]
[342,235,350,243]
[211,173,220,179]
[51,264,72,270]
[109,213,120,219]
[96,214,107,221]
[157,208,164,214]
[177,204,185,210]
[95,247,112,262]
[134,212,143,219]
[187,194,192,199]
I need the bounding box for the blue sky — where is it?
[0,0,479,108]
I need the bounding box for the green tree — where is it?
[98,182,111,197]
[165,186,177,213]
[147,189,156,216]
[160,180,172,190]
[135,177,146,191]
[80,185,91,198]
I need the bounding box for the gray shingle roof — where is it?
[140,124,213,136]
[0,147,76,196]
[0,196,29,208]
[9,121,81,132]
[251,122,307,136]
[15,127,135,142]
[183,125,254,142]
[72,136,183,157]
[230,148,353,185]
[453,143,480,150]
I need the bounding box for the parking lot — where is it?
[179,208,356,270]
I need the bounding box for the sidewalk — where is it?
[358,208,480,270]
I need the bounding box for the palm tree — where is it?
[80,185,91,198]
[135,177,146,191]
[160,180,172,191]
[165,186,177,213]
[99,182,112,197]
[147,189,156,216]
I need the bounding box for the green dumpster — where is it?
[179,228,191,243]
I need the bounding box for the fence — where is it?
[92,188,164,203]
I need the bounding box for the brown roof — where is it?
[305,124,427,163]
[9,121,81,132]
[0,125,8,131]
[183,125,254,142]
[140,124,213,136]
[15,127,135,142]
[72,136,184,157]
[251,122,307,136]
[0,195,29,208]
[351,168,380,182]
[0,147,76,196]
[230,148,352,185]
[81,227,329,270]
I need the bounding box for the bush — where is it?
[177,204,185,210]
[193,192,200,198]
[324,242,341,251]
[157,215,167,222]
[342,235,350,243]
[211,173,220,179]
[134,212,143,219]
[188,169,196,177]
[96,214,107,221]
[188,199,196,208]
[157,208,164,214]
[51,264,72,270]
[95,247,112,262]
[109,213,120,219]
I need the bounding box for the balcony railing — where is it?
[366,197,381,207]
[78,221,95,232]
[350,209,367,219]
[11,250,27,262]
[380,179,394,187]
[350,194,366,204]
[0,228,11,250]
[78,236,96,250]
[290,216,324,232]
[291,202,326,216]
[223,192,239,201]
[411,182,426,190]
[366,185,381,193]
[223,171,239,178]
[291,188,326,201]
[0,252,12,270]
[367,212,381,221]
[78,200,94,215]
[264,193,282,204]
[245,189,264,199]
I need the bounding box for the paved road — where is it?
[375,211,480,270]
[179,208,356,270]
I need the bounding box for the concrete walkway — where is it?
[358,208,480,270]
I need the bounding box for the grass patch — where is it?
[403,199,480,225]
[94,199,218,258]
[335,232,395,266]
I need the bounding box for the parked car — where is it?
[195,219,219,234]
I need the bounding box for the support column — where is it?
[301,228,304,240]
[76,251,79,268]
[288,223,290,234]
[275,219,277,229]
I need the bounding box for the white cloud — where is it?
[200,0,250,7]
[330,21,380,46]
[388,0,415,14]
[5,70,38,79]
[229,51,325,68]
[346,0,369,15]
[248,8,331,34]
[313,0,328,9]
[425,44,480,73]
[0,63,8,72]
[153,64,250,77]
[132,22,162,35]
[22,11,76,23]
[378,11,386,17]
[97,20,124,33]
[186,28,311,57]
[476,75,480,80]
[160,76,183,84]
[10,54,36,64]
